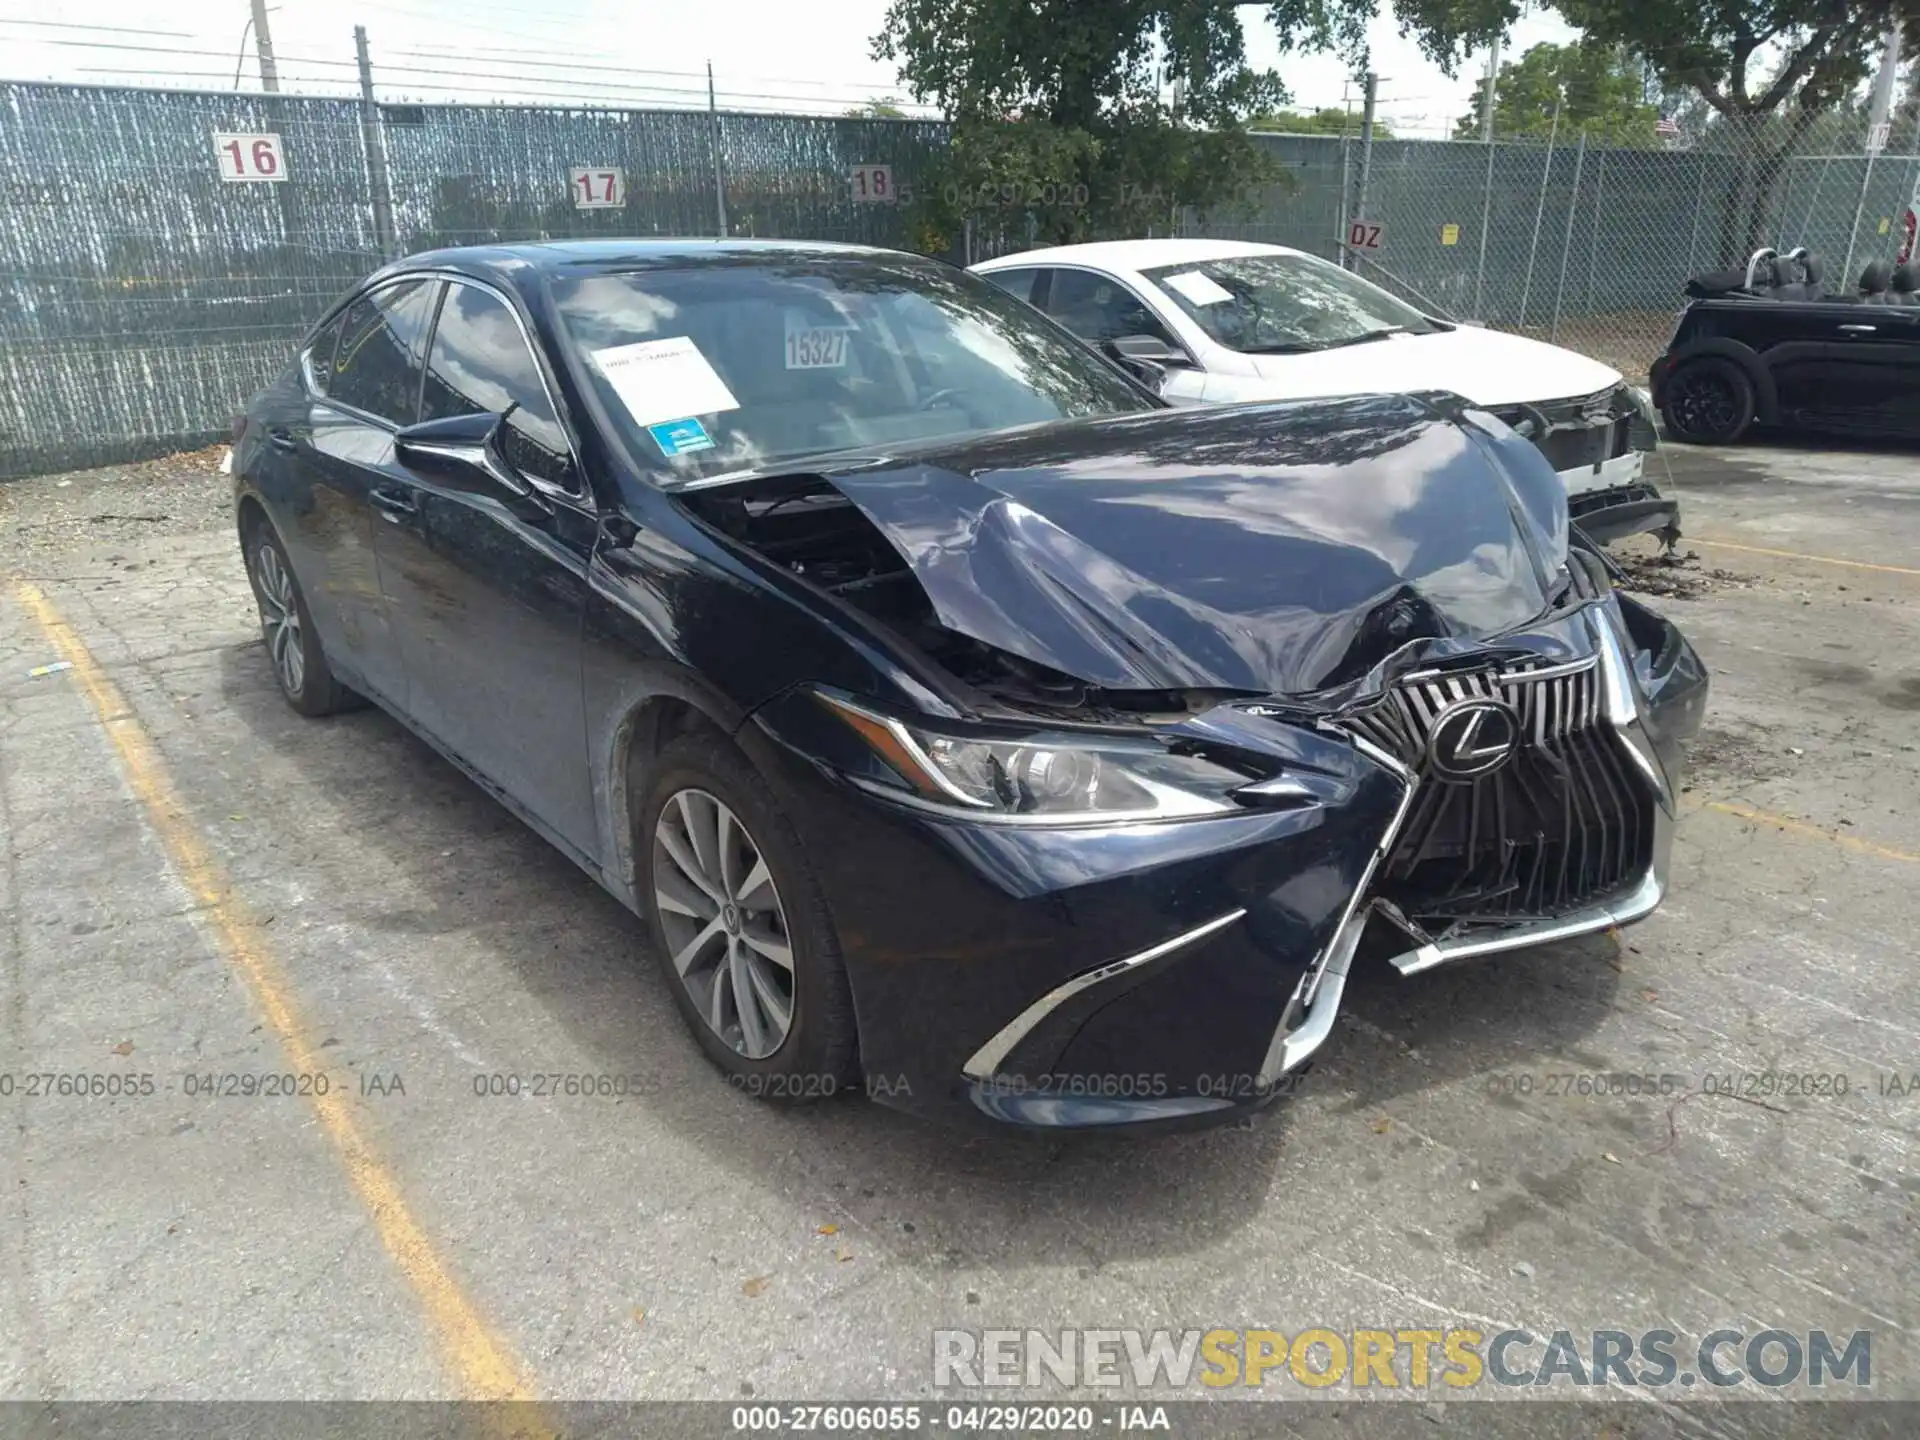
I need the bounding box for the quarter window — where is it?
[330,280,439,425]
[420,282,576,490]
[305,315,343,393]
[979,267,1041,305]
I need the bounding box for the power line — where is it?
[0,18,196,38]
[395,45,911,94]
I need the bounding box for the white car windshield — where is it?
[1142,253,1447,355]
[550,255,1153,485]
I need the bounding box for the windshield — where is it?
[549,255,1154,484]
[1141,252,1445,354]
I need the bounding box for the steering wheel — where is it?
[918,386,965,411]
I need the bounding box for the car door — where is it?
[1803,302,1920,435]
[277,279,441,707]
[369,276,601,860]
[1746,300,1920,433]
[1032,267,1209,403]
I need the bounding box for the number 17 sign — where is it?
[571,167,626,209]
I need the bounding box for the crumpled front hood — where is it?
[805,394,1574,697]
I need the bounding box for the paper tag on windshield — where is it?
[784,319,851,369]
[591,337,740,428]
[1161,270,1234,306]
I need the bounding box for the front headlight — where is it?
[818,692,1251,822]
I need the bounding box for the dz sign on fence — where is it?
[214,133,286,182]
[1347,219,1384,251]
[571,167,626,209]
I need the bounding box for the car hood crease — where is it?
[795,398,1573,697]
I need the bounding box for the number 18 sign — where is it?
[214,133,287,182]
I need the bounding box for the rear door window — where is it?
[329,279,440,425]
[419,281,578,491]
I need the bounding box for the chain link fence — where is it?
[1199,113,1920,384]
[0,81,946,477]
[5,78,1918,479]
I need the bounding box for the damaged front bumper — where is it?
[744,594,1705,1134]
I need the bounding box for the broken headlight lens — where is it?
[818,693,1246,821]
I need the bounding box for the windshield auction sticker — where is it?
[784,313,853,369]
[592,336,740,428]
[1160,270,1234,306]
[646,417,715,457]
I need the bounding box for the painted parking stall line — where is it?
[8,578,546,1410]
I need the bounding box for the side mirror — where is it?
[1105,333,1188,366]
[394,411,551,519]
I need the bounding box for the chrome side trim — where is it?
[1255,734,1420,1082]
[959,908,1249,1081]
[1590,607,1674,810]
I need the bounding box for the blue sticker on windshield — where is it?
[648,417,714,456]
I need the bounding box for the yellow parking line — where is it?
[1690,536,1920,578]
[1699,797,1920,866]
[9,580,543,1410]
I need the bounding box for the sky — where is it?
[0,0,1584,138]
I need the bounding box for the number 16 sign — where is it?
[214,133,287,182]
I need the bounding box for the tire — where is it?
[243,521,359,717]
[638,731,858,1100]
[1660,357,1756,444]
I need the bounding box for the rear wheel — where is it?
[1661,357,1755,444]
[639,732,858,1100]
[244,522,358,717]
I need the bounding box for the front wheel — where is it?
[1660,357,1756,444]
[639,733,858,1100]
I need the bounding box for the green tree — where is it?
[1264,0,1904,257]
[1454,42,1659,145]
[845,98,908,118]
[1247,105,1393,138]
[871,0,1286,250]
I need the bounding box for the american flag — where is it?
[1655,115,1681,137]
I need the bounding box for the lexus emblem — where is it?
[1427,698,1519,780]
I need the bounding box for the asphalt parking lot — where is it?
[2,438,1918,1431]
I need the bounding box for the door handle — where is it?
[369,487,419,521]
[267,428,298,452]
[1838,323,1878,333]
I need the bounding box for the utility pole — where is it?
[355,26,397,261]
[249,0,280,92]
[1480,34,1499,143]
[1844,19,1902,280]
[1348,70,1378,270]
[708,61,729,237]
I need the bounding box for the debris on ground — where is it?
[1613,547,1747,600]
[1,446,230,567]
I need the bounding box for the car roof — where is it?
[972,238,1305,274]
[387,237,925,285]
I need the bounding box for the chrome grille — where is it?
[1346,658,1653,930]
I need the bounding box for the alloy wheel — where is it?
[253,542,306,698]
[1671,370,1739,438]
[652,788,795,1059]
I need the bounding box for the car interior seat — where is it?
[1891,262,1919,305]
[1859,260,1893,303]
[1799,252,1825,299]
